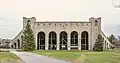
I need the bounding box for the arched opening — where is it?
[37,32,45,50]
[105,41,106,49]
[70,31,78,50]
[11,45,13,49]
[17,39,20,49]
[95,20,98,26]
[60,31,67,50]
[81,31,89,50]
[27,20,30,22]
[14,42,16,49]
[49,31,57,50]
[71,31,78,46]
[107,43,108,49]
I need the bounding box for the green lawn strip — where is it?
[0,52,22,63]
[32,50,83,61]
[32,50,120,63]
[86,52,120,63]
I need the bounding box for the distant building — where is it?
[10,17,112,50]
[0,38,12,49]
[0,38,2,46]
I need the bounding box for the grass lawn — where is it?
[0,52,23,63]
[32,50,120,63]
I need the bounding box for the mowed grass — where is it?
[0,52,22,63]
[33,50,120,63]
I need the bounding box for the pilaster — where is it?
[78,34,81,50]
[67,33,71,50]
[45,33,48,50]
[57,33,60,50]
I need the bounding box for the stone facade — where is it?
[9,17,112,50]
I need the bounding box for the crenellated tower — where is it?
[23,17,36,30]
[89,17,101,49]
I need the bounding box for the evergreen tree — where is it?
[93,34,104,51]
[108,34,115,44]
[21,22,35,51]
[107,34,118,49]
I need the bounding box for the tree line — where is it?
[107,34,120,49]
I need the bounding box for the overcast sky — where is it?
[0,0,120,39]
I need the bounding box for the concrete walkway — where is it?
[11,51,71,63]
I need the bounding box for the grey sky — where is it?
[0,0,120,39]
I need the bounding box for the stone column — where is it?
[57,33,60,50]
[89,32,92,50]
[45,33,48,50]
[67,33,71,50]
[78,34,81,50]
[13,43,15,49]
[16,42,18,49]
[20,40,22,49]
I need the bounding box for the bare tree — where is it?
[112,0,120,8]
[118,36,120,40]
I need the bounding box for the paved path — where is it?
[11,51,71,63]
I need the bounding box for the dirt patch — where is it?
[0,59,25,63]
[72,54,87,63]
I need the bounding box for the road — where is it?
[11,51,71,63]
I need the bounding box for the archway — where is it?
[49,31,57,50]
[14,42,16,49]
[60,31,67,50]
[70,31,78,50]
[37,32,45,50]
[17,39,20,49]
[105,41,106,49]
[107,43,108,49]
[81,31,89,50]
[11,45,13,49]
